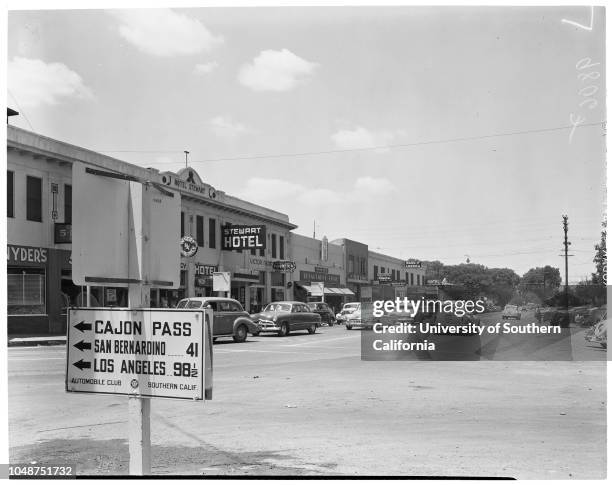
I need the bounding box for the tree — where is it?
[519,266,562,302]
[592,219,607,286]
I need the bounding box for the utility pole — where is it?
[313,220,315,239]
[562,215,570,315]
[184,150,190,168]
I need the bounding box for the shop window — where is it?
[8,268,46,315]
[209,218,216,248]
[7,171,14,218]
[279,236,285,259]
[181,212,185,237]
[196,215,204,247]
[26,176,42,222]
[64,184,72,224]
[271,234,277,258]
[272,288,285,301]
[271,272,285,286]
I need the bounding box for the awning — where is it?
[337,288,355,295]
[302,284,324,297]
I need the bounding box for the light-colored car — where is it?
[502,304,521,320]
[345,304,363,330]
[176,297,260,342]
[250,301,321,336]
[336,302,360,324]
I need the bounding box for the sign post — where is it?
[70,162,204,476]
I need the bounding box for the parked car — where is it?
[176,297,260,342]
[344,304,364,330]
[250,301,321,336]
[336,302,360,324]
[307,301,336,326]
[502,304,521,320]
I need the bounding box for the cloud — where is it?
[8,57,92,108]
[111,9,223,57]
[238,49,318,92]
[210,115,251,139]
[331,126,399,151]
[354,176,397,194]
[235,177,396,208]
[194,61,218,75]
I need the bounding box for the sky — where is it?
[6,4,607,282]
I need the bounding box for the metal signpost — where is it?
[69,162,212,475]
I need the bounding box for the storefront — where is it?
[7,244,78,335]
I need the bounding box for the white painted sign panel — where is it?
[71,162,180,287]
[66,308,211,400]
[213,272,231,292]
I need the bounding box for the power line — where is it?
[8,90,35,131]
[96,121,605,164]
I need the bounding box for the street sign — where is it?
[66,308,211,400]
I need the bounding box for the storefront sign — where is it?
[66,308,210,400]
[7,245,48,265]
[222,225,266,251]
[54,223,72,244]
[180,236,198,257]
[405,259,422,268]
[195,277,212,287]
[195,264,217,276]
[299,270,340,285]
[314,266,329,274]
[233,273,260,281]
[272,261,296,272]
[377,274,392,282]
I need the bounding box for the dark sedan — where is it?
[250,301,321,336]
[307,302,336,326]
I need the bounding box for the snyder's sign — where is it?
[66,308,212,400]
[222,224,266,251]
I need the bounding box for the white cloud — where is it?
[236,177,396,209]
[331,126,398,151]
[8,57,92,108]
[194,61,218,75]
[354,177,397,194]
[210,115,251,139]
[238,49,318,92]
[111,9,223,57]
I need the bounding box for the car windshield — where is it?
[344,303,359,310]
[176,300,188,309]
[264,303,291,312]
[187,300,203,309]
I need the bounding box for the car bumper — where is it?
[255,320,281,332]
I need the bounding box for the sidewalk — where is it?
[8,335,67,347]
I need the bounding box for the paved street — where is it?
[8,313,606,478]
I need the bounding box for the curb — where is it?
[8,337,67,348]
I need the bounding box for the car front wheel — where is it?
[346,324,352,330]
[278,322,289,337]
[308,324,316,334]
[233,324,248,343]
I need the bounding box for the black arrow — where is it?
[73,340,91,352]
[72,359,91,371]
[74,321,92,333]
